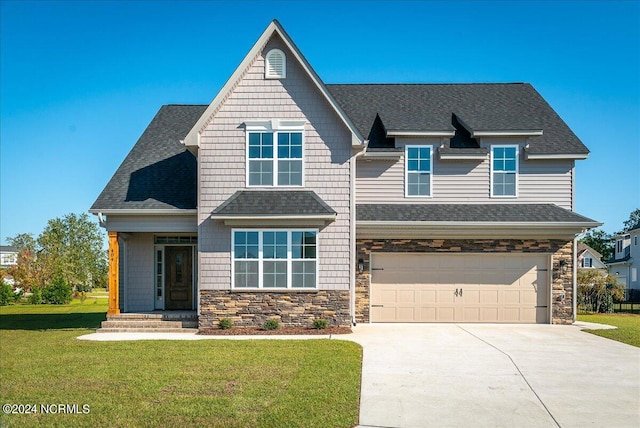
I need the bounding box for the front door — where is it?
[165,246,193,310]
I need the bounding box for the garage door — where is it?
[370,253,549,323]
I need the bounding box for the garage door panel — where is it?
[370,253,550,324]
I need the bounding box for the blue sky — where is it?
[1,0,639,244]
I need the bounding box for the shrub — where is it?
[577,270,625,313]
[42,277,73,304]
[0,282,13,306]
[312,318,328,329]
[263,319,280,331]
[218,318,233,330]
[27,287,43,304]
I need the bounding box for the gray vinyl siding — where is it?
[357,138,574,209]
[122,233,155,312]
[198,34,352,291]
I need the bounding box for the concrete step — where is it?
[97,328,199,334]
[101,320,184,329]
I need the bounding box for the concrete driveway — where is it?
[345,323,640,428]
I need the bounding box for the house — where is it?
[0,246,18,270]
[90,20,601,328]
[577,242,607,273]
[607,223,640,290]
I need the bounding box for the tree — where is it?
[6,233,49,292]
[37,213,107,290]
[577,270,624,313]
[622,208,640,233]
[579,228,613,262]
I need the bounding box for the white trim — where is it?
[490,145,519,198]
[89,209,197,215]
[472,130,543,137]
[525,153,590,160]
[438,152,487,160]
[362,150,403,159]
[387,130,455,137]
[181,20,363,148]
[404,145,433,198]
[231,229,319,290]
[246,128,305,188]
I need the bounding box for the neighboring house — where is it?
[0,246,18,286]
[0,246,18,269]
[90,20,600,328]
[607,222,640,290]
[577,242,607,273]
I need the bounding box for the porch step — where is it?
[98,328,199,333]
[98,312,198,332]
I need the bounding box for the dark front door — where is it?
[165,246,193,310]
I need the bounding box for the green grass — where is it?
[0,300,362,428]
[577,313,640,347]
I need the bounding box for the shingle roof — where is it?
[357,204,599,224]
[212,190,337,217]
[577,242,603,259]
[327,83,588,155]
[91,105,207,211]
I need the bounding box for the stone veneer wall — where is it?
[355,239,574,325]
[199,290,351,329]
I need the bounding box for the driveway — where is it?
[345,323,640,428]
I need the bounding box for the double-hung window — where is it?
[232,230,317,289]
[405,145,432,197]
[491,145,518,197]
[247,121,304,187]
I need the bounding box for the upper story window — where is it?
[582,256,593,268]
[246,121,304,187]
[491,145,518,197]
[265,49,286,79]
[405,145,432,197]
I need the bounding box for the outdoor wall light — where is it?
[559,259,568,275]
[357,258,364,274]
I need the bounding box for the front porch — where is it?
[99,311,198,333]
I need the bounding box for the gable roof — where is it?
[182,19,363,148]
[577,242,603,260]
[90,105,206,212]
[327,83,589,157]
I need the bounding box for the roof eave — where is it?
[525,152,590,160]
[89,209,198,215]
[387,130,455,137]
[356,220,602,239]
[472,130,544,137]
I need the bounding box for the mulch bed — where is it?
[198,326,352,335]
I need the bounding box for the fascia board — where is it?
[89,209,198,215]
[212,214,336,221]
[182,21,364,148]
[525,153,590,160]
[387,130,455,137]
[472,130,544,137]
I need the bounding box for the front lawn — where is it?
[577,313,640,347]
[0,300,362,427]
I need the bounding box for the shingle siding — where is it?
[122,233,155,312]
[357,138,573,208]
[198,34,352,292]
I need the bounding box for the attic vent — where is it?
[265,49,286,79]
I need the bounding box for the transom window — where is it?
[491,145,518,197]
[405,145,432,197]
[246,123,304,187]
[232,230,317,289]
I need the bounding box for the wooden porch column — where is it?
[107,231,120,315]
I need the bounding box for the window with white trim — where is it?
[246,122,304,187]
[405,145,432,197]
[491,145,518,197]
[232,230,317,289]
[582,256,593,268]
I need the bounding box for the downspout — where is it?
[350,141,368,326]
[573,235,578,323]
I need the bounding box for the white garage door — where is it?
[370,253,550,323]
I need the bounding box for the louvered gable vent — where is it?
[265,49,286,79]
